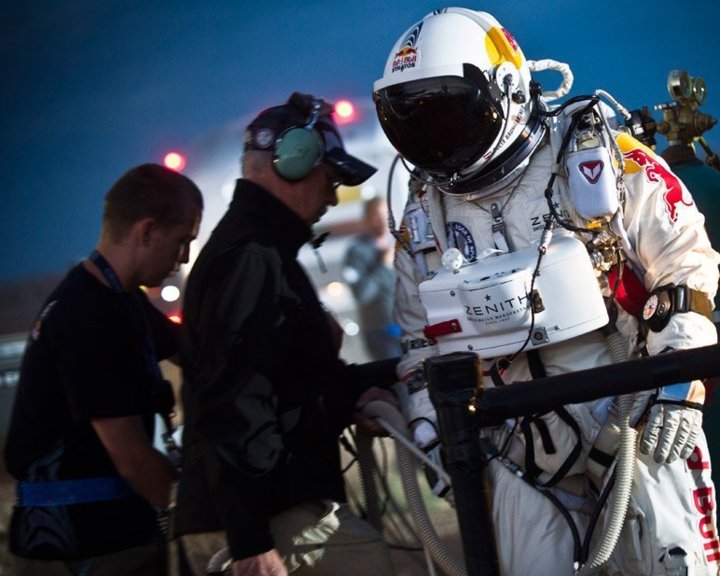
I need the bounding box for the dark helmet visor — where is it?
[374,75,503,176]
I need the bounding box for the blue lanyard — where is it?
[88,250,164,382]
[88,250,182,467]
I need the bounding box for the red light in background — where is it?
[168,313,183,324]
[333,99,356,125]
[163,151,186,172]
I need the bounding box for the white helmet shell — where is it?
[375,9,530,94]
[374,8,544,194]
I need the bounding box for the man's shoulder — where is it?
[195,231,283,273]
[33,265,125,334]
[186,234,286,305]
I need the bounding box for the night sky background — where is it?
[3,0,719,282]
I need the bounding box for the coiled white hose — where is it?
[528,59,574,101]
[577,331,636,574]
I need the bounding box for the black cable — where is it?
[580,467,616,564]
[386,154,414,256]
[537,486,583,565]
[537,94,601,118]
[490,449,583,565]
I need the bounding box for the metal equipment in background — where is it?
[626,69,720,492]
[625,70,720,294]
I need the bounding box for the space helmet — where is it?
[373,8,546,195]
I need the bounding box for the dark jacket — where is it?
[175,180,368,560]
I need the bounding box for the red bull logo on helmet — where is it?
[392,46,418,73]
[392,23,422,74]
[623,147,694,223]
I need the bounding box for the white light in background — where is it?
[325,281,347,298]
[161,285,181,302]
[163,151,186,172]
[343,321,360,336]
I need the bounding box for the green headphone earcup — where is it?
[273,128,324,181]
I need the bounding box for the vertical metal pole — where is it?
[425,353,500,576]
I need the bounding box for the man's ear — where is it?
[137,218,156,247]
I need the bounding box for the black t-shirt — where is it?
[4,263,177,558]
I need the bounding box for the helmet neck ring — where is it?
[439,97,547,195]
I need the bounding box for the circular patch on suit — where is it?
[446,221,477,262]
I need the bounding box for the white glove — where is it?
[401,379,451,497]
[422,442,451,498]
[402,382,439,448]
[639,402,703,463]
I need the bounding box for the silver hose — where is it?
[355,433,385,532]
[362,400,467,576]
[577,331,636,574]
[206,547,233,575]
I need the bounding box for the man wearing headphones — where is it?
[174,93,397,576]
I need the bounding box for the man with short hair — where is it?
[175,93,397,576]
[5,163,203,576]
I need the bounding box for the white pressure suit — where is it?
[393,127,720,575]
[375,8,720,574]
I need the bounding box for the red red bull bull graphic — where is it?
[392,46,418,73]
[392,23,422,74]
[623,147,694,223]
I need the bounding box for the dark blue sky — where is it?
[2,0,719,282]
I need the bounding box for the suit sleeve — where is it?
[618,133,720,402]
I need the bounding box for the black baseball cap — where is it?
[244,92,377,186]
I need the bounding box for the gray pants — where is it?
[177,500,395,575]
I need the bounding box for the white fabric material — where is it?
[605,435,718,575]
[487,459,590,576]
[393,112,720,574]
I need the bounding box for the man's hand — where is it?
[92,415,177,509]
[639,402,703,463]
[232,549,287,576]
[352,387,399,436]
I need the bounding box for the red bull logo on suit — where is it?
[623,146,695,223]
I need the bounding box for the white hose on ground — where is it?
[577,331,636,574]
[206,547,233,575]
[362,400,467,576]
[355,433,386,532]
